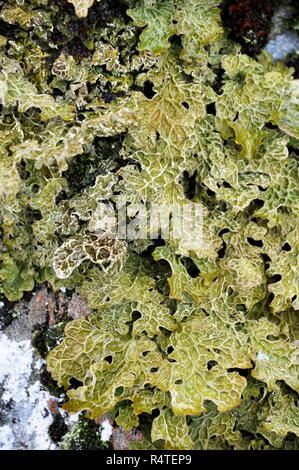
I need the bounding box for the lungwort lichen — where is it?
[0,0,299,450]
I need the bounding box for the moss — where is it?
[0,294,15,330]
[39,365,66,399]
[48,413,69,443]
[32,319,70,398]
[285,52,299,79]
[1,0,299,451]
[32,319,70,358]
[286,1,299,34]
[60,413,112,450]
[45,321,70,352]
[63,135,124,197]
[220,0,274,56]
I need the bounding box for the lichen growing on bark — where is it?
[0,0,299,450]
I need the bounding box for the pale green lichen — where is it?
[0,0,298,450]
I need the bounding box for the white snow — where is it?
[0,426,15,450]
[265,32,299,61]
[101,419,113,442]
[0,332,55,450]
[61,408,80,425]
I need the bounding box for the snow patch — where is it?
[101,419,113,442]
[0,426,14,450]
[62,408,80,425]
[0,332,55,450]
[265,32,299,61]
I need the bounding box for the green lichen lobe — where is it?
[0,0,298,451]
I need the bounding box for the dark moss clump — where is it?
[61,413,112,450]
[32,322,65,358]
[0,294,15,330]
[0,18,22,41]
[220,0,274,56]
[63,135,124,196]
[288,136,299,159]
[33,321,68,398]
[31,325,47,357]
[49,0,133,59]
[31,305,73,401]
[62,39,91,59]
[32,320,70,358]
[63,153,101,196]
[285,53,299,79]
[45,321,70,351]
[39,365,66,399]
[283,434,299,450]
[0,383,13,426]
[48,413,69,443]
[286,0,299,36]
